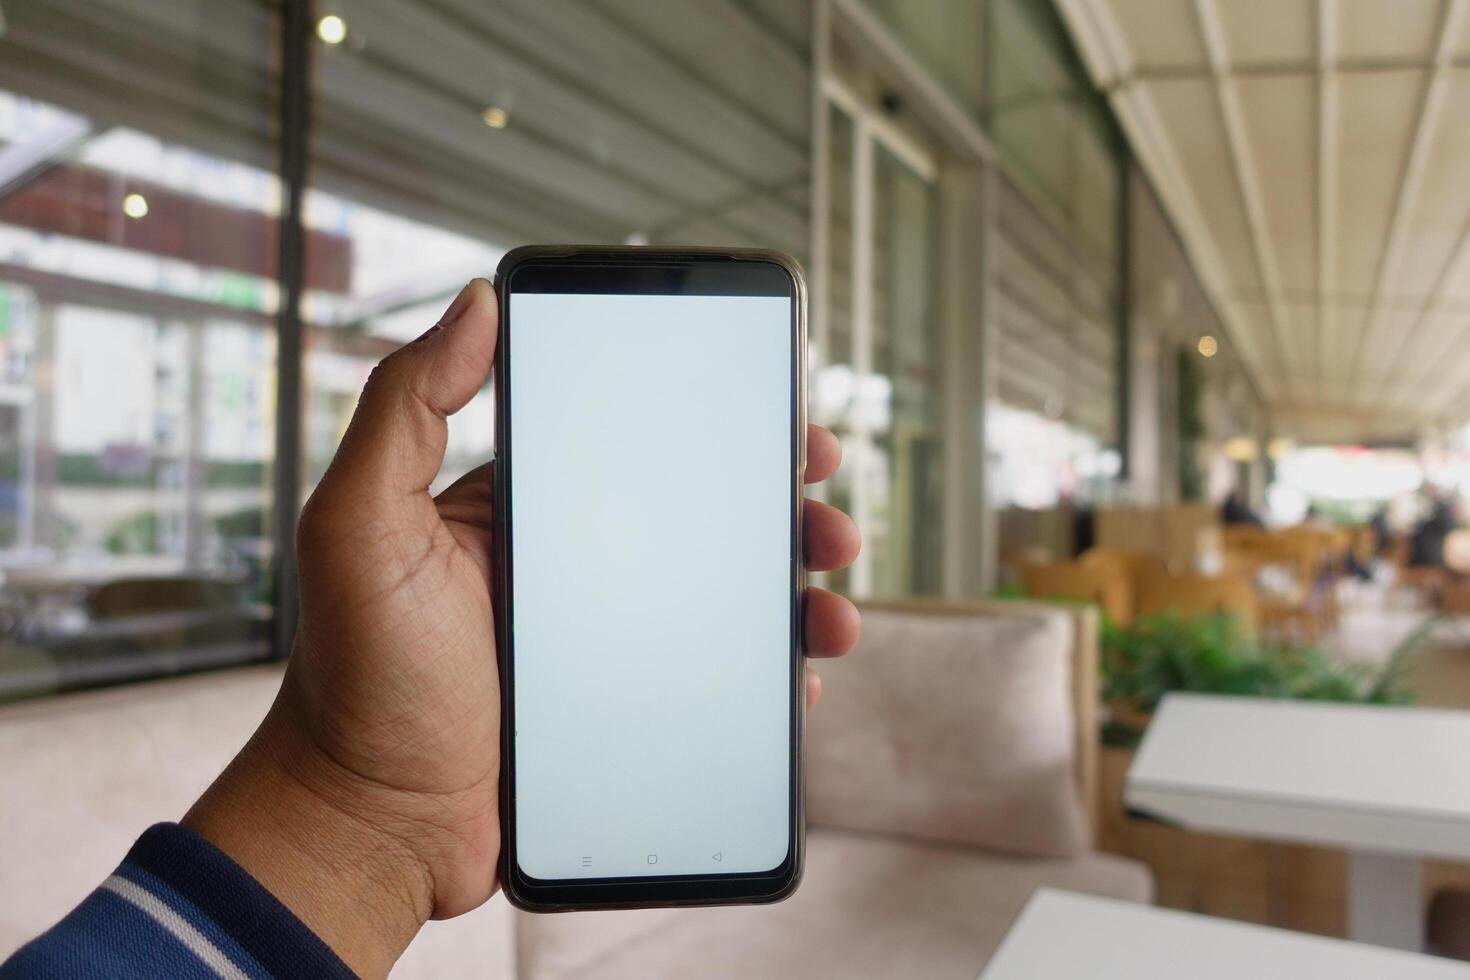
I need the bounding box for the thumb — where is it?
[321,278,498,500]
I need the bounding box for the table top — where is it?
[978,890,1470,979]
[1125,693,1470,859]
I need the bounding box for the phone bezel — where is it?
[492,246,807,912]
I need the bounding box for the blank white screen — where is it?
[509,291,793,880]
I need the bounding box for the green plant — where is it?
[1101,611,1417,720]
[213,506,267,539]
[988,581,1027,600]
[104,510,159,555]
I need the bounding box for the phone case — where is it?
[491,245,808,912]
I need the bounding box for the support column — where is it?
[938,164,988,598]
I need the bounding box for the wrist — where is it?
[183,699,435,978]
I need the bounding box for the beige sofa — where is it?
[0,599,1149,977]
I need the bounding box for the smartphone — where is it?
[493,246,806,911]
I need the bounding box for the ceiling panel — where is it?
[1214,0,1314,66]
[1338,0,1444,62]
[1143,79,1262,296]
[1356,306,1419,390]
[1389,70,1470,299]
[1060,0,1470,442]
[1332,70,1423,289]
[1406,311,1470,396]
[1235,76,1316,297]
[1107,0,1209,72]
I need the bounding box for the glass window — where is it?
[0,0,280,701]
[987,0,1123,578]
[304,0,813,493]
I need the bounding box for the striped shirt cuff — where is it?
[2,823,356,979]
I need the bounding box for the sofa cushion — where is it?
[514,828,1153,979]
[806,607,1088,858]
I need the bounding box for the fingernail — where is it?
[414,281,478,344]
[440,280,478,327]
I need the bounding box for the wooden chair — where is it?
[1272,529,1341,639]
[1221,531,1322,643]
[1223,525,1271,551]
[1021,561,1133,626]
[1133,569,1258,633]
[1078,548,1170,623]
[1080,548,1166,583]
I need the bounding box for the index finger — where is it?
[805,424,841,484]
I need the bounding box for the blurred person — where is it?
[1344,509,1386,582]
[1410,486,1458,569]
[1220,487,1264,527]
[0,281,862,979]
[1369,504,1391,554]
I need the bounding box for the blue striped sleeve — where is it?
[1,823,356,980]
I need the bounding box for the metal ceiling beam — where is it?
[1054,0,1130,88]
[1315,0,1337,403]
[1226,288,1470,313]
[1193,0,1295,391]
[1098,53,1470,87]
[1347,0,1465,398]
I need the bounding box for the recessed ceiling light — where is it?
[481,105,509,129]
[122,193,149,219]
[316,14,347,45]
[1197,335,1218,358]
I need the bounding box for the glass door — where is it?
[817,73,942,598]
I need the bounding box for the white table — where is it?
[979,889,1470,979]
[1125,693,1470,951]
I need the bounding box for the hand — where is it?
[183,279,862,976]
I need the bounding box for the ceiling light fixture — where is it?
[1223,437,1259,462]
[481,106,509,129]
[122,193,149,219]
[1197,335,1218,358]
[1267,437,1294,460]
[316,14,347,45]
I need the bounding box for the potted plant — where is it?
[1100,611,1420,745]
